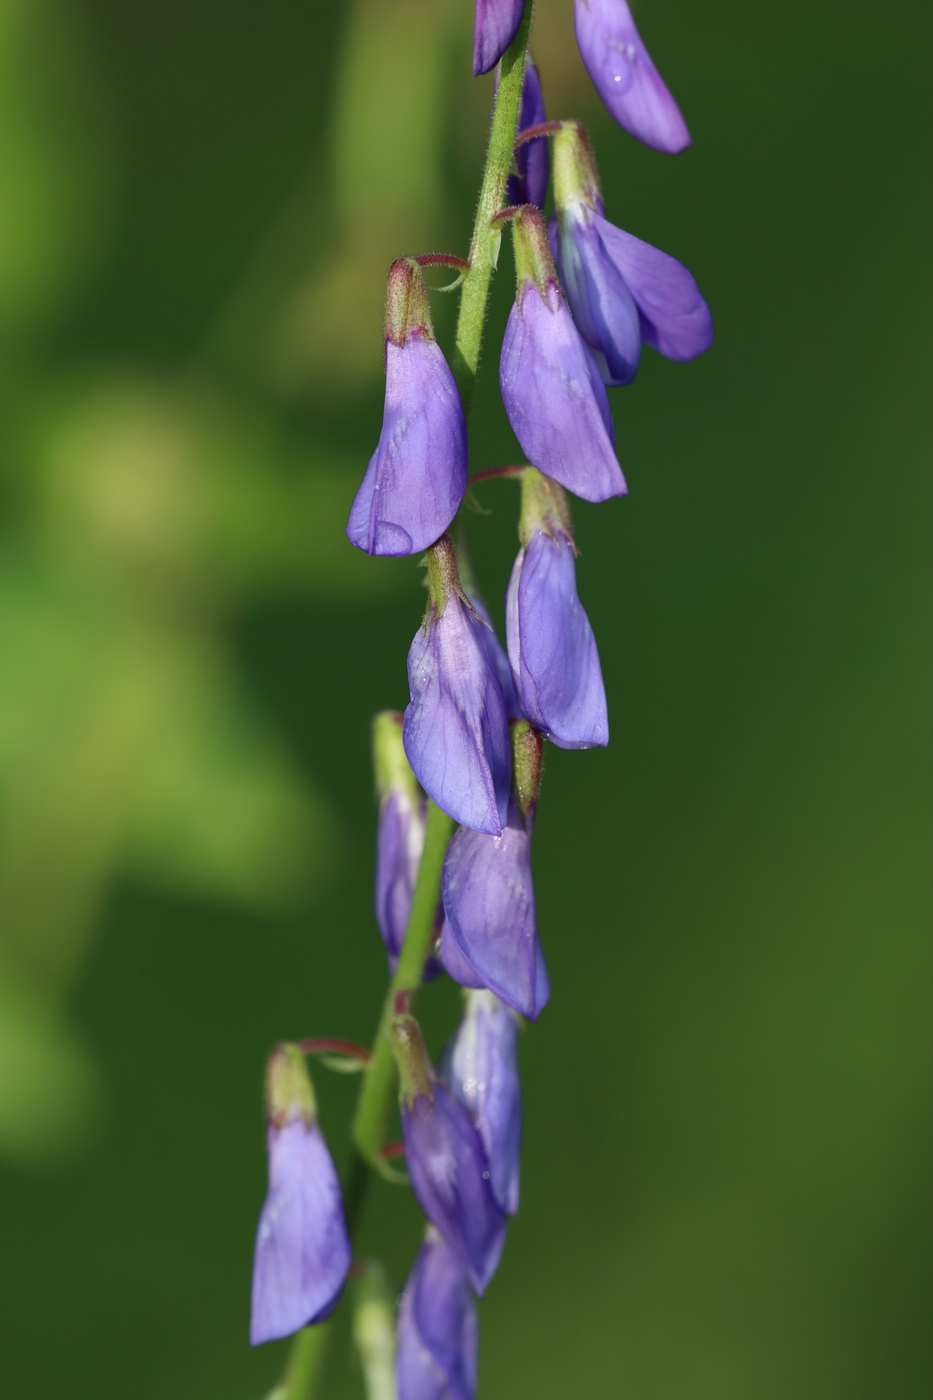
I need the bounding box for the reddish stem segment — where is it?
[514,120,564,148]
[414,253,471,271]
[380,1141,406,1160]
[298,1038,371,1063]
[489,203,530,228]
[468,465,528,485]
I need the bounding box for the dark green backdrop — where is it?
[0,0,929,1397]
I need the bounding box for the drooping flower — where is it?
[550,121,713,385]
[372,710,426,965]
[507,58,549,209]
[250,1045,351,1345]
[347,258,467,557]
[468,592,524,720]
[574,0,690,153]
[390,1010,507,1295]
[440,723,550,1021]
[396,1229,479,1400]
[506,468,608,748]
[473,0,524,76]
[499,206,626,504]
[403,536,511,836]
[440,991,522,1215]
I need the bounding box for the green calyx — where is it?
[423,533,474,627]
[518,466,575,548]
[511,206,559,300]
[510,719,544,820]
[372,710,420,808]
[265,1043,317,1128]
[552,120,602,215]
[385,257,434,347]
[388,1012,434,1109]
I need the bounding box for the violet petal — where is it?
[506,530,608,749]
[347,335,467,557]
[499,282,626,504]
[250,1118,351,1345]
[574,0,691,153]
[404,595,512,835]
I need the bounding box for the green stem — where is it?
[452,0,534,415]
[352,798,454,1162]
[273,1326,330,1400]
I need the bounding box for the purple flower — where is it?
[574,0,690,153]
[440,796,549,1021]
[507,59,549,209]
[396,1230,478,1400]
[549,121,712,386]
[250,1047,351,1345]
[392,1014,506,1294]
[347,259,467,557]
[403,537,511,836]
[505,471,608,748]
[500,207,626,504]
[469,594,524,720]
[440,991,522,1215]
[372,710,434,970]
[473,0,524,76]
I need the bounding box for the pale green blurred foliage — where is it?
[211,0,465,393]
[0,0,412,1164]
[0,0,116,347]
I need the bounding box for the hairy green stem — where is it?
[452,0,534,415]
[273,12,533,1397]
[352,798,454,1162]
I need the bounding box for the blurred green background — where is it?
[0,0,929,1395]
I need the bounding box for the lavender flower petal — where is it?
[441,798,549,1020]
[590,213,714,362]
[440,992,522,1215]
[506,529,608,749]
[376,788,425,962]
[402,1082,507,1294]
[396,1231,479,1400]
[574,0,691,153]
[508,59,549,209]
[404,594,512,835]
[347,335,467,557]
[550,211,642,386]
[250,1118,351,1345]
[473,0,525,76]
[499,281,626,503]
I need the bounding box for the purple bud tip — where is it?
[473,0,525,76]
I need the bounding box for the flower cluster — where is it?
[248,2,711,1394]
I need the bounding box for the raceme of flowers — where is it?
[250,2,712,1395]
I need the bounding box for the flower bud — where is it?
[473,0,524,76]
[499,207,626,504]
[403,537,512,836]
[506,468,608,749]
[373,711,427,966]
[507,58,549,209]
[573,0,691,154]
[390,1011,506,1295]
[347,259,467,557]
[250,1045,351,1344]
[551,122,713,386]
[440,991,522,1215]
[396,1229,478,1400]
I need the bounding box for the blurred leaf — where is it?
[0,0,117,347]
